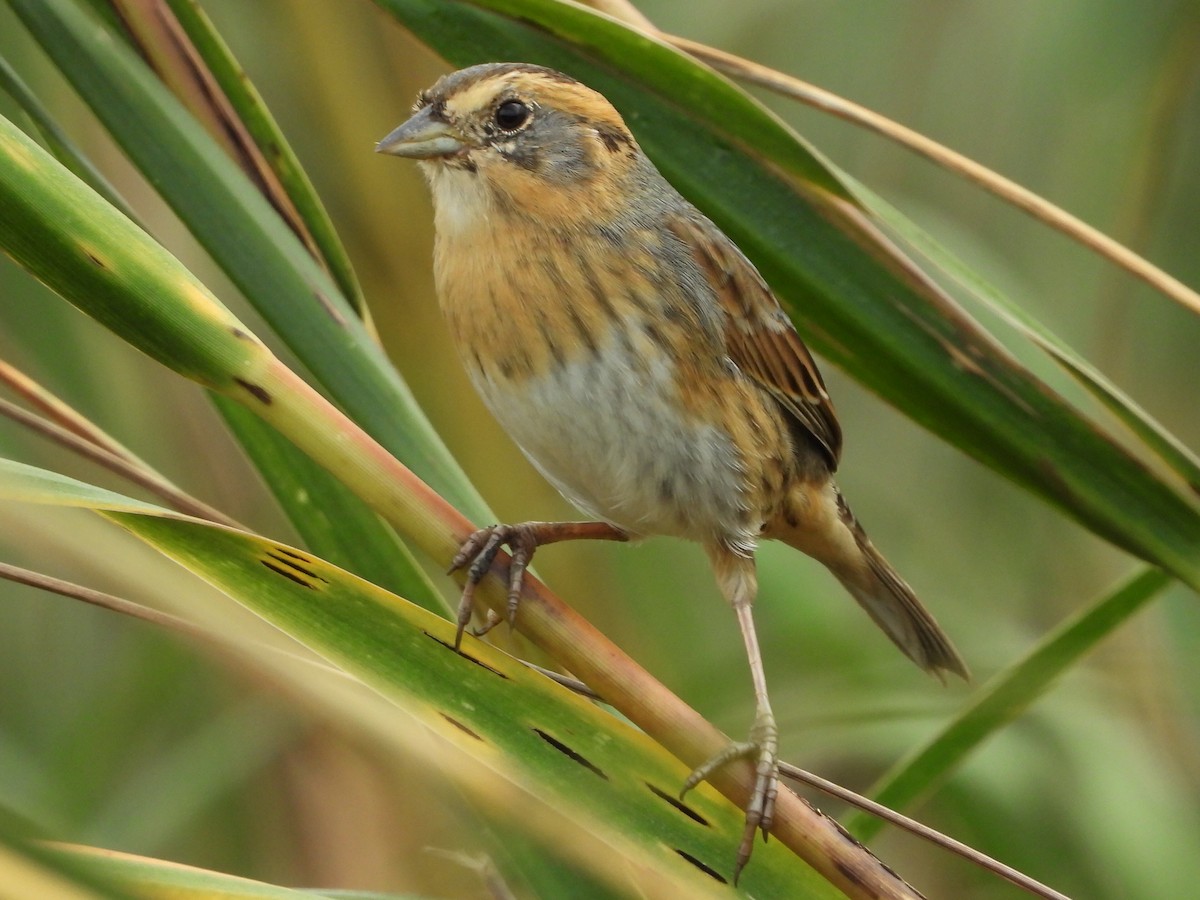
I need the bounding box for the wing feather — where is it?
[669,214,843,469]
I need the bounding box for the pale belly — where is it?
[467,339,755,547]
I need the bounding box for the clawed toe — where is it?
[448,523,542,647]
[447,521,626,648]
[681,710,780,883]
[471,608,504,638]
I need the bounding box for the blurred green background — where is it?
[1,1,1198,897]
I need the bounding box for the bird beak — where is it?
[375,107,466,159]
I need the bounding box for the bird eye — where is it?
[494,99,530,131]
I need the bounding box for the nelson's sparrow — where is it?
[377,62,968,878]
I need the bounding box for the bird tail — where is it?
[780,488,969,680]
[838,537,969,680]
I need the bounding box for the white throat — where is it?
[424,162,494,237]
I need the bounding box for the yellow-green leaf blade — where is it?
[0,460,836,897]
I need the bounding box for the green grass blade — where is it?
[0,458,836,897]
[0,53,129,215]
[3,37,435,604]
[110,514,823,896]
[852,175,1200,496]
[47,845,404,899]
[370,0,1200,589]
[7,0,486,519]
[0,110,454,607]
[213,395,449,615]
[157,0,369,318]
[0,808,138,899]
[0,110,270,388]
[845,566,1172,842]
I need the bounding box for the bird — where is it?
[376,61,967,879]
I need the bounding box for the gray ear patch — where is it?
[495,110,594,182]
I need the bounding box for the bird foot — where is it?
[447,520,629,648]
[681,707,779,883]
[448,522,542,648]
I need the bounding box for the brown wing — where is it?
[669,214,843,470]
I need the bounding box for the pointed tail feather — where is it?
[838,538,969,680]
[778,485,969,680]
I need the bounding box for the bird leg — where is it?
[683,548,779,883]
[448,520,628,648]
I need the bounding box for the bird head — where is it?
[376,63,647,226]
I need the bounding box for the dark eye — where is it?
[495,99,530,131]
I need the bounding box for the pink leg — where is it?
[683,545,779,883]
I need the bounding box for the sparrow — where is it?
[377,62,967,879]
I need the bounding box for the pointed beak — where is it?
[375,107,466,159]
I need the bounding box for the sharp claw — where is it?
[733,826,754,884]
[505,566,525,628]
[684,709,779,884]
[506,533,532,627]
[450,523,543,643]
[454,580,475,651]
[471,609,503,638]
[760,772,778,843]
